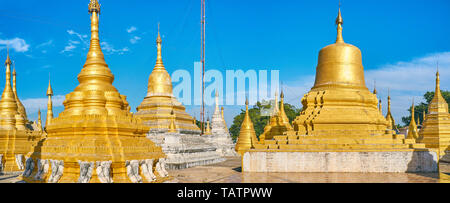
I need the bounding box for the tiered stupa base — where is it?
[0,129,41,174]
[148,130,225,170]
[243,134,438,173]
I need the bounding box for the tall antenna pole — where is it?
[200,0,206,135]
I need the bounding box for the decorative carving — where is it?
[96,161,112,183]
[0,154,3,172]
[141,159,156,182]
[22,157,34,177]
[125,160,142,183]
[15,154,24,170]
[48,160,64,183]
[78,161,95,183]
[34,159,49,181]
[156,158,169,177]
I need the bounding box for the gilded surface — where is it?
[0,51,41,173]
[235,99,258,156]
[22,0,168,183]
[418,71,450,159]
[135,28,200,134]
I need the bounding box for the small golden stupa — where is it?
[259,91,293,142]
[419,70,450,159]
[22,0,168,183]
[407,100,419,140]
[385,91,398,132]
[45,79,53,129]
[0,50,41,173]
[135,26,200,134]
[235,99,258,156]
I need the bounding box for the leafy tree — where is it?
[401,90,450,127]
[229,101,302,141]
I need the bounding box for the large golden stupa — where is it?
[250,8,424,151]
[135,28,200,134]
[241,8,437,173]
[21,0,169,183]
[0,51,41,174]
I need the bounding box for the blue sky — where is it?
[0,0,448,126]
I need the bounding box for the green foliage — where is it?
[229,101,302,141]
[401,90,450,127]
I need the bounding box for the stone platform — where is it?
[147,131,225,170]
[243,150,439,173]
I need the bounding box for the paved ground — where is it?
[1,158,449,183]
[168,157,450,183]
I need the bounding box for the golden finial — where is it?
[205,118,211,135]
[373,80,378,95]
[47,77,53,96]
[436,62,440,92]
[155,23,164,68]
[407,98,419,139]
[379,99,382,114]
[88,0,101,14]
[335,2,344,43]
[5,45,11,66]
[168,108,177,133]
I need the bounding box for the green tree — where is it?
[229,101,302,141]
[401,90,450,127]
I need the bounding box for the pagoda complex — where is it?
[208,92,237,157]
[21,0,170,183]
[0,51,41,174]
[419,71,450,161]
[241,7,438,173]
[135,26,224,169]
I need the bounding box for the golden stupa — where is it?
[259,91,293,142]
[235,99,258,156]
[21,0,169,183]
[0,50,41,174]
[251,8,424,151]
[135,26,200,134]
[385,91,399,132]
[419,71,450,159]
[407,100,419,140]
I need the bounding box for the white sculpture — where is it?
[48,160,64,183]
[34,159,49,181]
[78,161,95,183]
[22,157,35,177]
[125,160,143,183]
[156,158,169,177]
[96,161,113,183]
[15,154,25,170]
[0,154,3,172]
[141,159,157,182]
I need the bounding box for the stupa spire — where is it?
[407,99,419,139]
[0,48,19,129]
[335,5,344,43]
[155,23,164,69]
[46,78,53,128]
[168,108,177,133]
[12,61,27,119]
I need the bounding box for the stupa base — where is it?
[148,132,226,170]
[242,149,439,173]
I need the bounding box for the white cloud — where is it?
[61,43,77,53]
[101,42,129,55]
[36,40,53,48]
[0,38,30,52]
[130,36,141,44]
[67,30,88,45]
[22,95,66,116]
[127,26,137,33]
